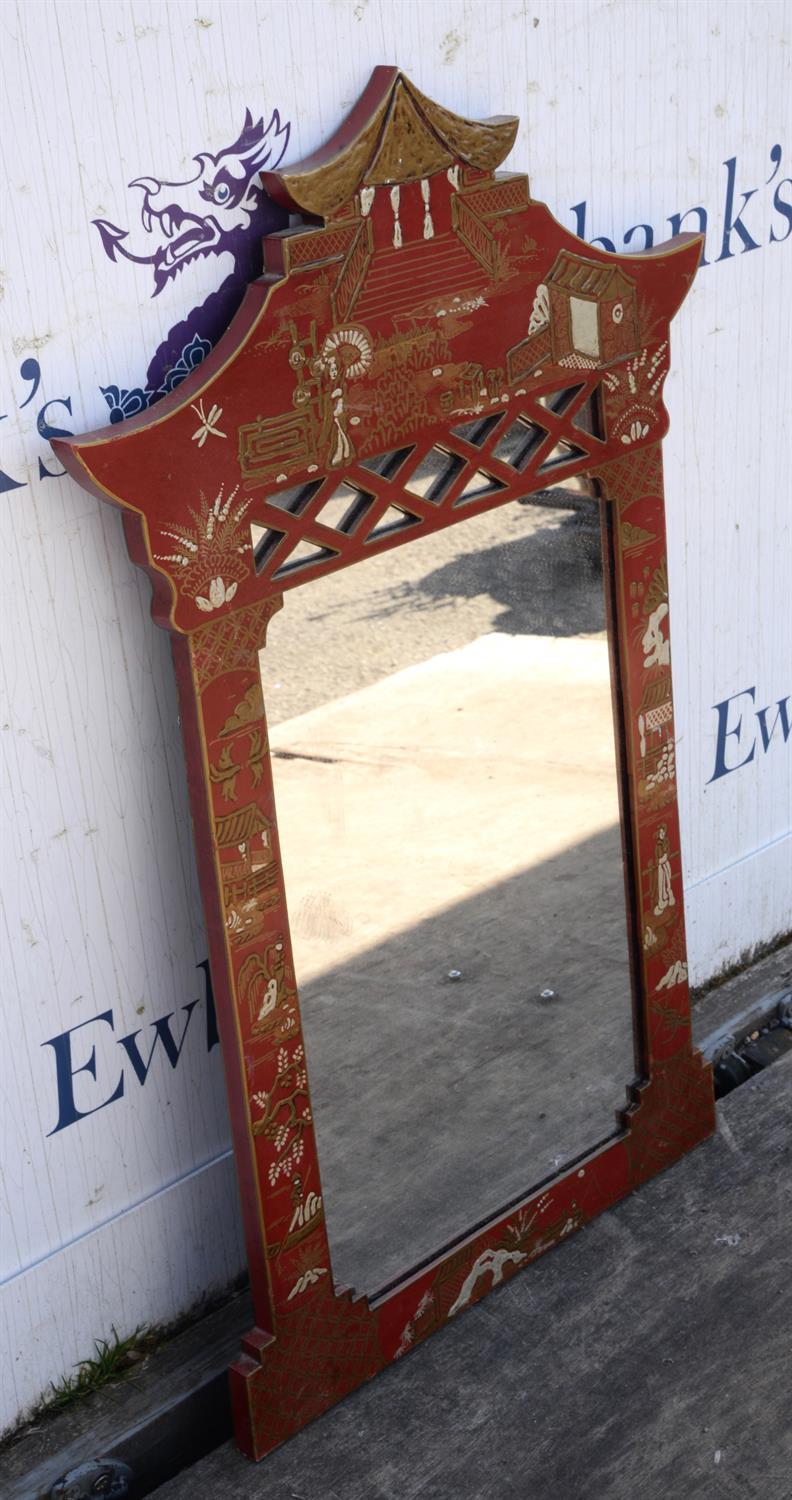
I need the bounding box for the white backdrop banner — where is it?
[1,0,790,1431]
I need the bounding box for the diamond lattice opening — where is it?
[365,504,424,541]
[449,414,505,447]
[537,438,589,473]
[492,418,548,472]
[251,522,287,573]
[266,480,324,515]
[359,446,416,479]
[314,482,375,534]
[452,471,508,506]
[404,447,466,504]
[273,536,341,578]
[535,385,584,414]
[571,387,605,440]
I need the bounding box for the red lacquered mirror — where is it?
[54,68,715,1461]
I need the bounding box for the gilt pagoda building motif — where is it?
[55,69,714,1462]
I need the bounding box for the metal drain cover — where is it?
[51,1459,133,1500]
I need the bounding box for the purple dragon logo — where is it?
[95,109,290,419]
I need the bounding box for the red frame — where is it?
[55,68,715,1461]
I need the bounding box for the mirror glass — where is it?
[259,489,635,1295]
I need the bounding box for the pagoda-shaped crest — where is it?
[54,69,701,637]
[264,66,519,218]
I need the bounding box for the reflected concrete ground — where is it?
[285,824,633,1296]
[261,496,636,1294]
[260,494,603,725]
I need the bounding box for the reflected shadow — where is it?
[297,819,635,1297]
[365,500,604,639]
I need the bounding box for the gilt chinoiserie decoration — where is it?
[54,68,715,1461]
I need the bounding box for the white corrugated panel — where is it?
[1,0,789,1431]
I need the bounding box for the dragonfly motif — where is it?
[190,399,227,447]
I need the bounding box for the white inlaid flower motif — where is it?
[195,576,238,612]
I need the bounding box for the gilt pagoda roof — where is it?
[265,66,520,217]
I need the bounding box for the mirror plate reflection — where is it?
[262,493,634,1294]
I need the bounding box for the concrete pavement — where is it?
[156,1052,792,1500]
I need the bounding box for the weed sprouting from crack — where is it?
[47,1326,154,1409]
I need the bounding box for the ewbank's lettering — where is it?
[717,156,761,260]
[43,1010,124,1133]
[708,686,792,783]
[570,143,788,268]
[42,961,217,1135]
[757,697,792,753]
[118,1001,199,1086]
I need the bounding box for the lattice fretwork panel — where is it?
[247,380,605,594]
